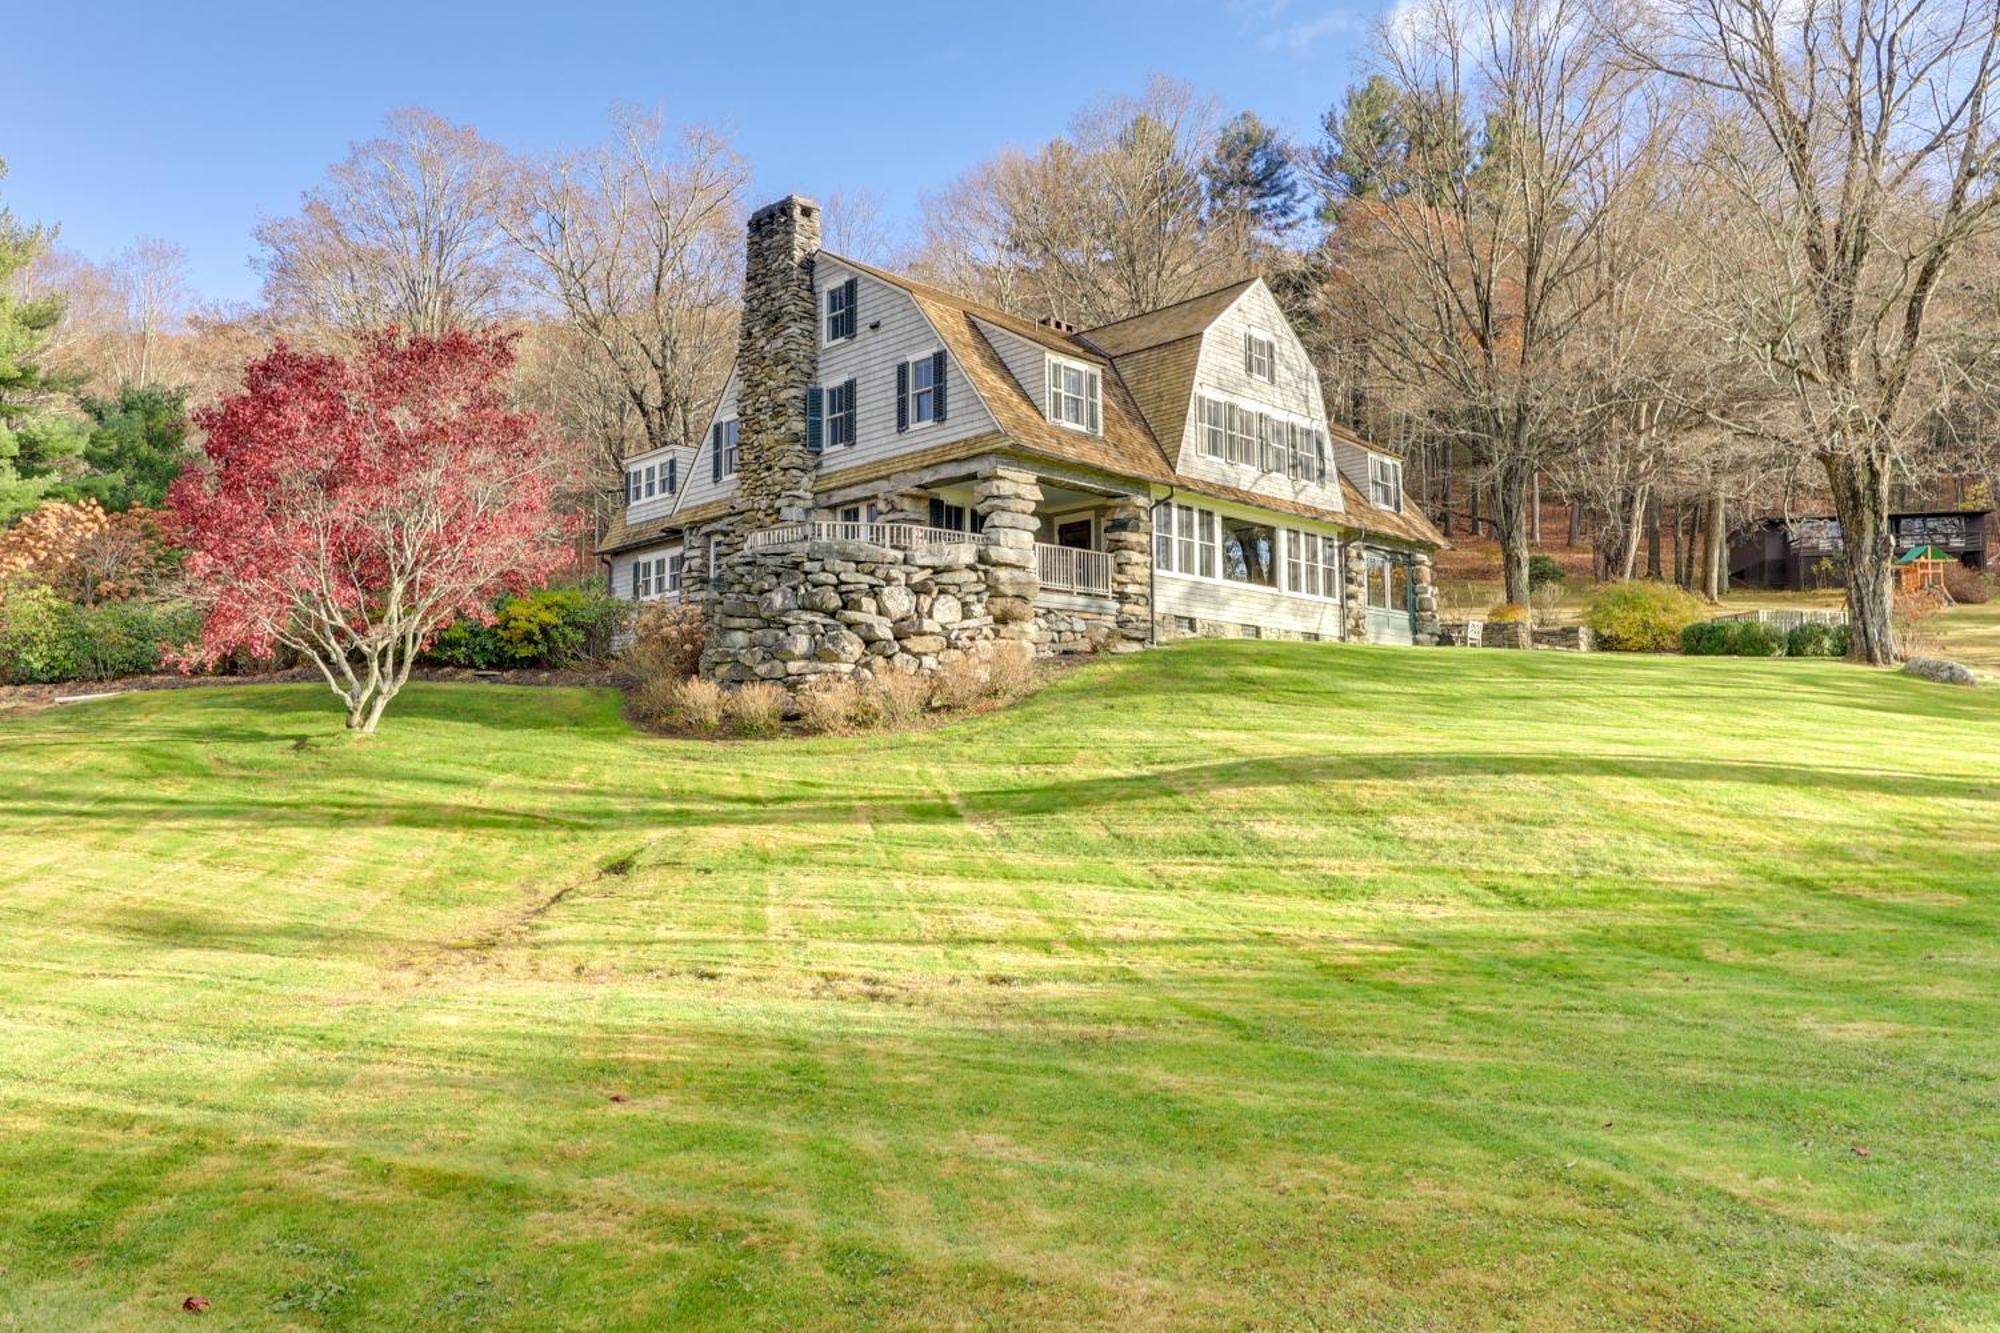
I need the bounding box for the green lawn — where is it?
[2,645,1997,1329]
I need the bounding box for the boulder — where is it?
[1903,656,1978,687]
[816,628,866,663]
[877,584,918,620]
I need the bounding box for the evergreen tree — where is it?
[0,159,84,523]
[1204,112,1303,237]
[68,383,191,511]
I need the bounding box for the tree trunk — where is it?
[1645,495,1663,579]
[1619,484,1650,581]
[1532,472,1543,545]
[1567,501,1581,548]
[1494,459,1534,604]
[1826,451,1899,665]
[1702,492,1726,601]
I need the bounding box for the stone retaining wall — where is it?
[702,538,1003,685]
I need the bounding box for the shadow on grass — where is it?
[2,750,1985,839]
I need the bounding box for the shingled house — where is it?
[599,195,1445,686]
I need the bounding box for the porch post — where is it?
[1414,552,1440,646]
[972,465,1042,651]
[1343,539,1369,643]
[1102,497,1152,649]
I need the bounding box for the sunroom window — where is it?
[1221,517,1278,588]
[1047,357,1101,433]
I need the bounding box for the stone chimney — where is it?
[734,195,822,528]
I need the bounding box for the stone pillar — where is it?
[973,465,1042,651]
[875,487,930,528]
[734,196,822,530]
[1414,552,1440,646]
[1343,538,1369,643]
[1103,497,1152,649]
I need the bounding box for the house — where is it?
[598,195,1445,686]
[1730,509,1993,591]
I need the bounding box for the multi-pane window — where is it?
[1200,396,1226,458]
[1369,455,1403,511]
[1285,531,1341,598]
[1047,357,1101,433]
[1245,332,1276,383]
[912,356,938,424]
[720,420,741,475]
[1225,403,1257,464]
[1221,518,1279,587]
[825,277,857,342]
[1155,504,1220,577]
[826,380,857,448]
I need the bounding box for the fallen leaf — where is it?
[182,1296,210,1313]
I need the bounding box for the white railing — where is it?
[1717,607,1849,631]
[745,520,988,551]
[1036,542,1113,596]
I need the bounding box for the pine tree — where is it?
[0,159,85,523]
[1204,112,1302,238]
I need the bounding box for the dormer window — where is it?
[1369,455,1403,512]
[625,456,677,507]
[824,276,858,342]
[1245,332,1276,384]
[1046,356,1101,433]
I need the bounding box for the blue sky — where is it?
[2,0,1387,306]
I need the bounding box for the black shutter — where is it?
[629,562,640,598]
[667,457,677,493]
[806,386,823,454]
[843,277,858,339]
[711,423,723,480]
[931,350,947,422]
[842,378,858,446]
[896,362,909,433]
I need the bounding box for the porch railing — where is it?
[745,520,988,551]
[1036,542,1113,596]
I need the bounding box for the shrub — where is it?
[984,646,1040,702]
[1786,622,1851,658]
[725,681,788,738]
[927,655,989,712]
[1729,622,1787,657]
[1586,581,1704,652]
[493,587,625,666]
[1528,554,1566,592]
[1485,601,1530,624]
[653,677,726,734]
[855,667,929,730]
[425,586,627,669]
[1943,563,1993,604]
[0,582,88,684]
[76,600,204,679]
[796,676,860,735]
[623,602,706,684]
[1679,620,1729,656]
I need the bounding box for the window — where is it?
[899,352,947,430]
[625,468,640,506]
[1155,503,1215,577]
[1285,530,1340,598]
[1199,396,1226,458]
[711,419,741,478]
[1369,455,1403,511]
[1365,550,1412,610]
[1046,357,1101,433]
[825,276,857,342]
[666,553,683,594]
[1245,332,1276,384]
[1221,517,1278,587]
[644,463,658,499]
[928,498,968,532]
[1225,403,1257,465]
[837,503,879,524]
[818,379,857,449]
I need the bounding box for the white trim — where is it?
[1155,495,1347,605]
[1045,354,1101,434]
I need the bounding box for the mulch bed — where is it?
[0,666,623,716]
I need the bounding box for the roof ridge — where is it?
[1080,277,1260,337]
[820,251,1101,359]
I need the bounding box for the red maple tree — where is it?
[169,330,579,732]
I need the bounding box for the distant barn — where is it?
[1730,509,1993,591]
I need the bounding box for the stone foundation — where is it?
[702,537,1001,686]
[1040,605,1119,654]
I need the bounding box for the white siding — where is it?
[672,367,741,516]
[812,258,995,468]
[1149,489,1349,639]
[1175,283,1346,515]
[609,542,685,604]
[622,445,695,527]
[978,319,1051,415]
[1156,573,1347,639]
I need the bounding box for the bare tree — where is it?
[912,77,1254,324]
[112,240,191,387]
[822,187,901,265]
[256,107,516,342]
[500,111,745,487]
[1623,0,2000,662]
[1311,0,1662,603]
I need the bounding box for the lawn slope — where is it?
[1,644,1997,1330]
